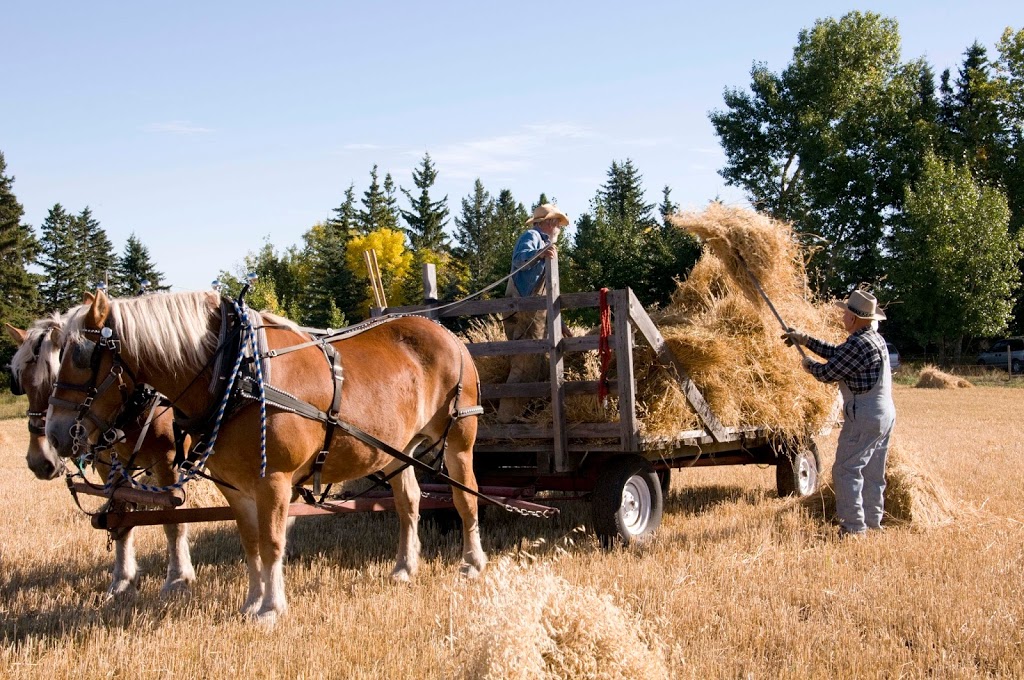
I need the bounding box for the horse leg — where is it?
[387,457,422,583]
[152,461,196,595]
[107,519,140,597]
[220,487,263,617]
[443,431,488,579]
[254,471,293,624]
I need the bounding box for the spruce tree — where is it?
[114,233,167,295]
[38,204,90,312]
[939,42,1004,183]
[76,207,117,290]
[400,153,450,252]
[358,165,400,233]
[487,189,529,288]
[453,179,495,295]
[0,152,40,382]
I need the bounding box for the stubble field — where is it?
[1,385,1023,678]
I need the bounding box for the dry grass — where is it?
[916,364,975,389]
[3,385,1024,678]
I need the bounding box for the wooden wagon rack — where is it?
[86,256,823,544]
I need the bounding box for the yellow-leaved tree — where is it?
[345,228,413,315]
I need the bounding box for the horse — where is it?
[46,289,487,624]
[6,306,197,596]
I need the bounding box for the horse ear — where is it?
[85,289,112,328]
[4,323,27,346]
[82,291,95,305]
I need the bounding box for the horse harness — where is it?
[68,301,487,507]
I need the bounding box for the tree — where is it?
[345,228,413,314]
[889,152,1023,361]
[76,207,117,291]
[453,179,496,295]
[296,221,354,328]
[401,153,450,252]
[358,165,401,234]
[38,203,90,312]
[0,151,39,384]
[939,42,1005,185]
[710,11,934,293]
[487,189,530,288]
[114,233,167,296]
[566,159,686,304]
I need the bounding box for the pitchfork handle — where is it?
[737,255,808,360]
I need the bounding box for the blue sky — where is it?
[4,1,1020,291]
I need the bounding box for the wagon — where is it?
[80,258,827,546]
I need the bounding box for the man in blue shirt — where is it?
[785,289,895,539]
[497,203,569,423]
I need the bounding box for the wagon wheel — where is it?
[592,455,663,548]
[775,439,821,498]
[1013,359,1022,374]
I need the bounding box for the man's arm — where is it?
[805,336,840,359]
[806,338,863,383]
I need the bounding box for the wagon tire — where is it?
[776,440,821,498]
[1013,359,1022,374]
[592,455,663,548]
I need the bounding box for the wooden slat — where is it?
[562,335,601,352]
[613,289,640,452]
[546,255,568,472]
[478,421,620,439]
[627,289,728,442]
[480,380,617,399]
[467,339,549,356]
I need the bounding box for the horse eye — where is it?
[72,340,96,369]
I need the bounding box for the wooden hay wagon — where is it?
[80,258,825,547]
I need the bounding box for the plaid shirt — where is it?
[805,327,887,395]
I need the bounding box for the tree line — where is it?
[2,11,1023,378]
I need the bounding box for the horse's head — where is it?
[6,318,67,479]
[46,290,140,462]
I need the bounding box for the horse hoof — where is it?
[160,578,193,597]
[255,609,280,628]
[459,559,487,580]
[390,568,413,584]
[106,578,139,599]
[240,601,262,619]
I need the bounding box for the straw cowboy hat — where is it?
[525,203,569,227]
[836,289,886,320]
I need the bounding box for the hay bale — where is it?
[456,559,668,679]
[915,365,974,389]
[801,441,958,528]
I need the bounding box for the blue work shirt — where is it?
[510,228,550,296]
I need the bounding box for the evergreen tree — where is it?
[658,185,679,226]
[400,153,450,252]
[566,159,683,304]
[38,204,90,312]
[330,184,359,233]
[76,207,117,291]
[938,42,1005,184]
[0,152,40,384]
[297,221,356,328]
[114,233,167,296]
[358,165,400,233]
[487,189,530,288]
[453,179,496,295]
[0,151,39,326]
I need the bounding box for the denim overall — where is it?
[834,347,896,534]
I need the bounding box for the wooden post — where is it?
[363,250,383,309]
[545,252,567,473]
[422,263,438,319]
[613,289,639,452]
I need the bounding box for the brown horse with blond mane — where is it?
[46,289,487,624]
[7,306,197,597]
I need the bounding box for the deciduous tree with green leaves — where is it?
[710,11,935,294]
[890,152,1022,361]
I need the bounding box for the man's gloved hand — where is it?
[801,357,816,373]
[782,328,812,347]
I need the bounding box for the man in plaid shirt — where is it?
[785,289,895,539]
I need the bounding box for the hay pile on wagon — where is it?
[471,204,842,440]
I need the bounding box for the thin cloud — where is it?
[424,122,594,180]
[342,143,384,151]
[144,121,213,134]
